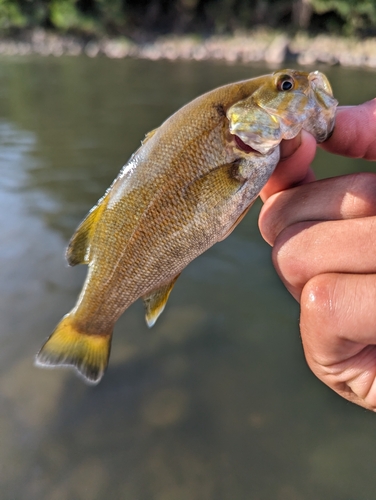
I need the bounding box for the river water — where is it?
[1,56,376,500]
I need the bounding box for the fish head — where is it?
[227,69,338,155]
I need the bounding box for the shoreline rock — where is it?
[1,29,376,69]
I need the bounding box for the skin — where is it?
[258,99,376,411]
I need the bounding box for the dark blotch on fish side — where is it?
[214,103,226,117]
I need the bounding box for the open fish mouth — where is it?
[233,134,262,154]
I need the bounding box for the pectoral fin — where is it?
[184,161,246,208]
[217,202,254,241]
[143,275,180,327]
[66,194,108,266]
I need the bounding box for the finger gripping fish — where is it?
[35,69,337,384]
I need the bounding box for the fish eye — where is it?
[277,76,294,91]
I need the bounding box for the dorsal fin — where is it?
[66,195,108,266]
[142,275,180,327]
[142,127,159,145]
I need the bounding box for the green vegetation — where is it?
[0,0,376,38]
[311,0,376,35]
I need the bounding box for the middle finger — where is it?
[272,216,376,299]
[259,173,376,245]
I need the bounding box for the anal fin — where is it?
[142,275,180,327]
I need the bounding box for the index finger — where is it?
[320,99,376,160]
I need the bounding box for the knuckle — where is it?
[258,194,282,245]
[271,222,313,288]
[301,274,335,322]
[300,274,348,337]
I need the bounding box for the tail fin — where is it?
[35,314,112,385]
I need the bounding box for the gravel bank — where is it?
[1,29,376,69]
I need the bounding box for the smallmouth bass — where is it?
[35,69,337,384]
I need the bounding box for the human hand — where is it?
[259,99,376,411]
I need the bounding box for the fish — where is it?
[35,69,338,384]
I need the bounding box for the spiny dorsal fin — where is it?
[142,127,159,145]
[142,275,180,327]
[66,195,108,266]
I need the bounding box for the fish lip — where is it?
[317,119,336,142]
[325,126,335,141]
[308,70,334,96]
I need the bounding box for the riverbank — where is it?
[1,29,376,69]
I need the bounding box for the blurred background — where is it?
[1,2,376,500]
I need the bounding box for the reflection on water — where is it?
[1,57,376,499]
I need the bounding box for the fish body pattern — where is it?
[36,69,338,384]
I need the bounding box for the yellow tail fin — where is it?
[35,314,112,385]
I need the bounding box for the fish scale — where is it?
[35,69,338,384]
